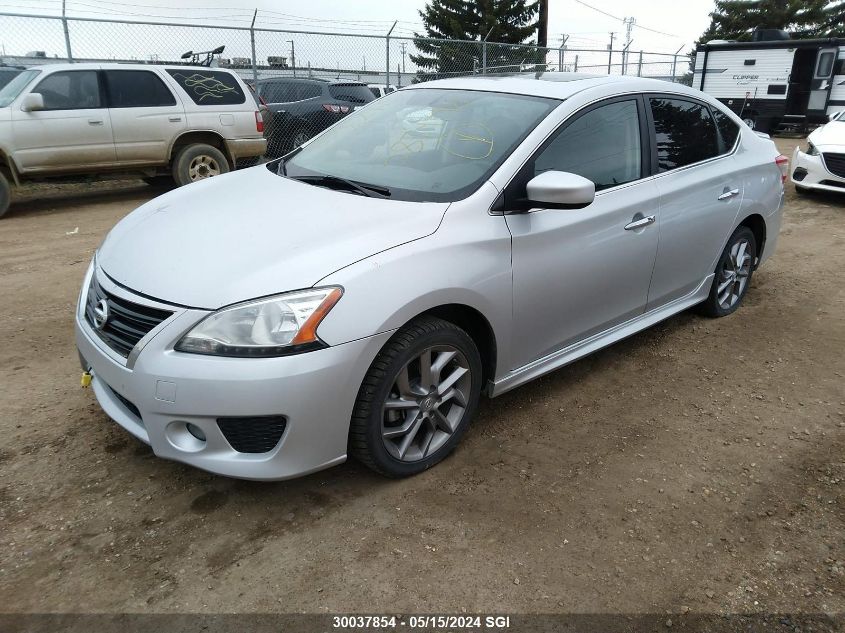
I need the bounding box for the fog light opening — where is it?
[186,423,206,442]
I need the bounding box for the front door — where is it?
[505,97,660,369]
[807,48,837,120]
[11,69,116,172]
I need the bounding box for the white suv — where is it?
[0,63,267,218]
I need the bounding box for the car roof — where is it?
[256,77,367,86]
[404,72,705,100]
[25,62,241,73]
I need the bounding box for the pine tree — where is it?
[821,0,845,36]
[696,0,827,46]
[411,0,540,80]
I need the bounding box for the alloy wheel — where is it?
[716,238,752,310]
[381,345,472,462]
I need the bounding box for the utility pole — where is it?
[558,34,568,72]
[607,32,615,75]
[287,40,296,76]
[622,17,635,74]
[537,0,549,48]
[400,42,407,75]
[61,0,73,62]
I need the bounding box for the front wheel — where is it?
[172,144,230,187]
[697,226,757,318]
[349,316,482,478]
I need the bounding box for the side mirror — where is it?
[526,170,595,209]
[20,93,45,112]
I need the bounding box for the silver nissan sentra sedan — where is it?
[76,73,787,480]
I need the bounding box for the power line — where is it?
[571,0,682,40]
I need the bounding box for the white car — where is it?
[791,112,845,194]
[0,63,267,218]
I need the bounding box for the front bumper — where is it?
[75,264,391,480]
[790,147,845,193]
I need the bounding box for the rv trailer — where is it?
[695,32,845,133]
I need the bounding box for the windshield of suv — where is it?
[0,69,40,108]
[283,88,558,202]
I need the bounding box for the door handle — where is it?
[718,188,740,200]
[624,215,656,231]
[168,116,182,122]
[88,119,103,125]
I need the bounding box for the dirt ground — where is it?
[1,138,843,619]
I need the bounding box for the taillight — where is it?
[255,110,264,133]
[322,104,350,114]
[775,154,789,183]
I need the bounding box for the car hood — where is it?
[98,166,449,309]
[810,121,845,148]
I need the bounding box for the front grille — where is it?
[85,275,172,358]
[217,416,287,453]
[822,153,845,178]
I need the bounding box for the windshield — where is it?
[328,83,375,104]
[283,88,559,202]
[0,69,40,108]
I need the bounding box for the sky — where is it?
[0,0,715,78]
[0,0,716,53]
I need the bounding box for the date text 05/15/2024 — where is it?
[332,615,512,629]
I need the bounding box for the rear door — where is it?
[807,48,837,120]
[103,69,185,165]
[646,96,743,310]
[11,69,115,172]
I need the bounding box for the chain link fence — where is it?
[0,11,690,160]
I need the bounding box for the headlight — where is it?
[807,142,819,156]
[175,287,343,357]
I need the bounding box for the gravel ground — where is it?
[1,138,843,620]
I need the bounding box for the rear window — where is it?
[712,108,740,153]
[105,70,176,108]
[328,83,374,104]
[165,69,245,105]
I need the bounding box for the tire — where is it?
[290,128,312,149]
[172,144,230,187]
[697,226,757,318]
[0,171,10,220]
[349,316,483,478]
[794,184,811,195]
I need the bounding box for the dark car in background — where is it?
[255,77,374,156]
[0,65,24,90]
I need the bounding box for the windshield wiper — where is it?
[289,174,391,199]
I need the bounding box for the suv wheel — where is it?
[172,144,230,186]
[697,226,757,318]
[0,171,10,219]
[349,316,482,478]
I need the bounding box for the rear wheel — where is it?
[0,171,10,219]
[349,316,482,478]
[172,144,229,187]
[697,226,757,318]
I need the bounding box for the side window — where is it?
[650,97,719,172]
[296,84,322,100]
[712,107,740,152]
[165,69,245,105]
[261,81,294,103]
[816,51,835,77]
[105,70,176,108]
[534,99,642,191]
[33,70,100,110]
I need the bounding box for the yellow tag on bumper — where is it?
[81,371,92,388]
